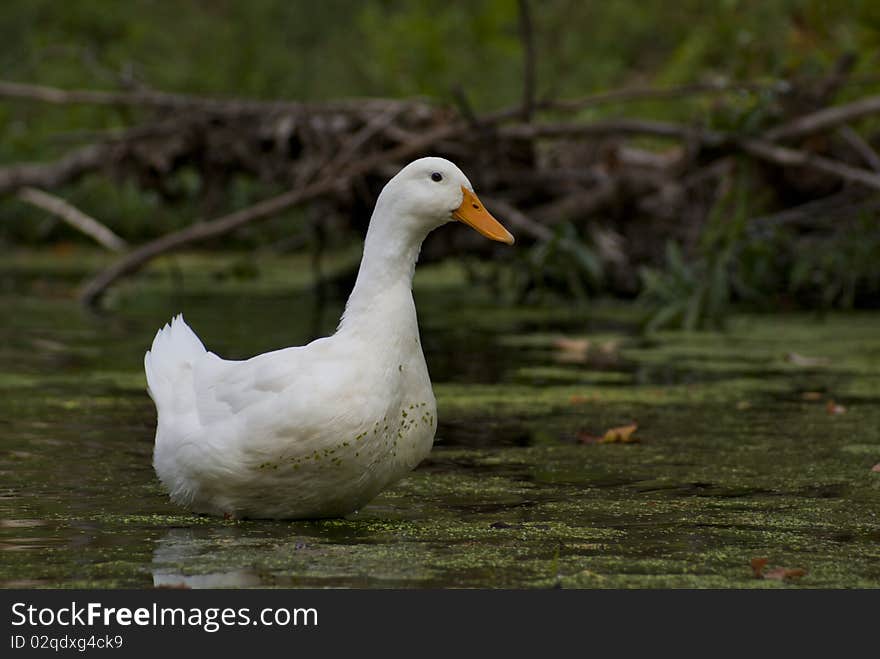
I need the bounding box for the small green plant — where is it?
[639,241,732,332]
[786,213,880,310]
[509,223,604,303]
[639,163,755,331]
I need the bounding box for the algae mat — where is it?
[1,251,879,588]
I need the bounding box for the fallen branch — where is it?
[500,119,717,143]
[484,196,553,241]
[504,119,880,191]
[315,104,408,180]
[739,138,880,191]
[0,143,110,195]
[1,72,878,305]
[764,95,880,141]
[533,181,619,225]
[17,187,127,252]
[544,80,792,112]
[0,80,421,117]
[748,190,878,236]
[79,122,465,306]
[838,125,880,172]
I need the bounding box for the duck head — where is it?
[378,157,515,245]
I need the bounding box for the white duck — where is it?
[145,157,514,519]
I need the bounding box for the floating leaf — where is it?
[750,557,768,578]
[577,423,640,445]
[599,423,639,444]
[800,391,824,401]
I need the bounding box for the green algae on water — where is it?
[1,249,879,588]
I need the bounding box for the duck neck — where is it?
[338,199,427,337]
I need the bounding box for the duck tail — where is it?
[144,314,206,411]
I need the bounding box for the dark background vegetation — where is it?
[1,0,879,326]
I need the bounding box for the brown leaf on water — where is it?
[800,391,824,401]
[599,423,639,444]
[577,423,640,445]
[826,400,847,415]
[750,557,806,580]
[750,557,768,578]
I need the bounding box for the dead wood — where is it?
[0,71,878,307]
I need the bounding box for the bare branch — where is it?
[544,80,792,112]
[748,189,878,236]
[764,95,880,141]
[837,125,880,172]
[500,119,719,143]
[17,187,127,252]
[316,105,407,179]
[79,122,464,306]
[739,138,880,191]
[0,143,110,195]
[533,181,619,224]
[503,120,880,191]
[0,79,422,116]
[484,196,553,241]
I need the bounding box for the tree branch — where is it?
[0,143,110,195]
[544,80,791,112]
[79,122,464,306]
[837,125,880,172]
[17,187,127,252]
[503,120,880,191]
[500,119,719,143]
[739,138,880,190]
[484,196,553,241]
[0,79,421,116]
[764,95,880,141]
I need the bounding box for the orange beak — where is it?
[452,186,515,245]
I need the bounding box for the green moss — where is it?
[1,249,879,588]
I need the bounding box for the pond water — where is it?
[2,250,879,588]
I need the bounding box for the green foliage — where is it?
[641,162,880,331]
[509,223,604,303]
[639,241,733,332]
[787,215,880,309]
[1,0,879,322]
[640,165,756,331]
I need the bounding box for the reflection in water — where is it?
[151,528,263,589]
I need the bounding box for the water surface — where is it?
[2,250,879,588]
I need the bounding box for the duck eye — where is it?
[431,172,443,182]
